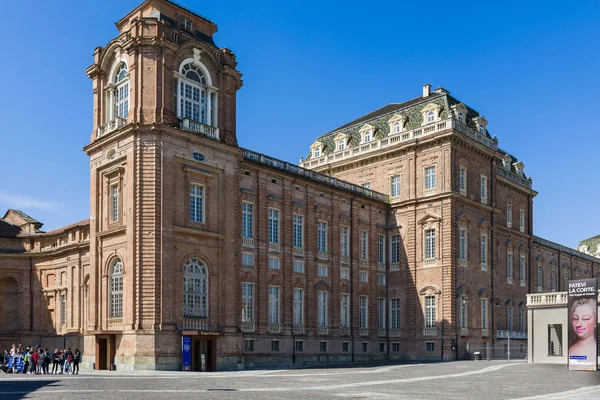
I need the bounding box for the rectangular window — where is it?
[318,265,328,277]
[342,342,350,352]
[190,183,204,223]
[268,286,280,324]
[293,214,304,248]
[318,291,328,327]
[459,296,467,329]
[293,260,304,273]
[362,342,369,352]
[271,340,280,352]
[425,296,436,328]
[392,342,400,352]
[548,324,563,356]
[268,208,280,244]
[242,202,253,239]
[377,274,385,285]
[480,176,488,204]
[459,228,467,262]
[377,234,385,264]
[244,339,254,352]
[318,221,328,253]
[424,229,436,260]
[520,255,526,283]
[425,167,436,191]
[340,226,349,257]
[340,294,350,328]
[241,252,254,267]
[293,288,304,326]
[377,297,386,330]
[242,283,254,322]
[507,204,513,228]
[360,231,369,261]
[379,342,386,352]
[61,294,66,326]
[480,234,488,269]
[426,342,435,352]
[320,341,328,352]
[360,296,368,329]
[391,175,401,197]
[181,17,193,31]
[520,209,525,233]
[459,166,467,195]
[507,306,513,332]
[520,308,526,332]
[507,251,514,283]
[391,235,400,266]
[268,256,280,270]
[481,298,488,330]
[390,298,400,330]
[359,271,369,282]
[110,183,119,223]
[340,267,349,280]
[295,341,304,352]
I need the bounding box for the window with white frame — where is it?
[359,271,369,282]
[480,234,488,269]
[377,298,386,330]
[377,274,385,285]
[184,258,208,318]
[480,176,488,204]
[318,221,327,253]
[340,267,349,280]
[293,214,304,248]
[180,17,193,31]
[377,234,385,264]
[424,229,436,261]
[507,204,512,228]
[109,63,129,122]
[313,147,321,158]
[479,124,485,134]
[507,306,513,331]
[360,296,369,329]
[425,167,436,192]
[241,252,254,267]
[481,298,489,330]
[293,288,304,326]
[317,291,328,327]
[459,296,467,329]
[459,166,467,195]
[391,175,401,197]
[390,298,400,330]
[242,202,253,239]
[241,283,254,322]
[459,228,467,263]
[520,255,526,283]
[318,265,328,277]
[110,182,119,223]
[360,231,369,261]
[392,121,401,134]
[391,235,400,266]
[337,139,345,151]
[507,249,513,283]
[519,209,525,233]
[426,111,435,123]
[340,294,350,328]
[340,226,349,257]
[363,129,372,143]
[268,256,280,270]
[458,112,464,123]
[425,296,436,328]
[190,183,204,223]
[178,62,216,127]
[293,260,304,273]
[268,286,280,324]
[268,208,280,244]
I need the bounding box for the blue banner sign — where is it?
[182,336,192,368]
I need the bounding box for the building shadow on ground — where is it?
[0,379,59,400]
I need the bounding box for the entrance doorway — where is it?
[95,335,116,370]
[193,338,215,371]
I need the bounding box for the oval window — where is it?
[107,149,116,160]
[192,152,205,162]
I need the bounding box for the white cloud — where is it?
[0,191,55,211]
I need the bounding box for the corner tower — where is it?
[83,0,243,371]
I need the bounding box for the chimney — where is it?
[422,84,431,98]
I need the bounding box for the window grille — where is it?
[547,324,562,356]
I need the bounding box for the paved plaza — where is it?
[1,361,600,399]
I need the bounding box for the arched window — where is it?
[551,265,556,292]
[114,64,129,120]
[537,262,543,292]
[178,62,216,128]
[184,258,208,318]
[427,111,435,123]
[109,258,124,318]
[479,125,485,134]
[392,121,401,133]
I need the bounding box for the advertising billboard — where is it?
[568,278,598,371]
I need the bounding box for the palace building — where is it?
[1,0,599,371]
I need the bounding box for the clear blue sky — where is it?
[0,0,598,248]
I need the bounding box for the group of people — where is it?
[0,344,81,375]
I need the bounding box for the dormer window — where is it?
[313,147,321,158]
[392,121,401,133]
[420,103,441,126]
[479,125,485,134]
[474,116,488,136]
[458,113,464,123]
[337,139,345,151]
[427,111,435,123]
[364,130,372,142]
[388,114,406,135]
[181,17,193,32]
[177,55,218,135]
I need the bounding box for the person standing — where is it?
[31,350,40,375]
[58,350,65,374]
[51,349,59,374]
[73,349,81,375]
[22,350,30,374]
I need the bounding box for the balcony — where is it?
[507,277,513,285]
[293,325,304,335]
[424,258,436,267]
[378,329,387,338]
[107,318,123,329]
[317,326,329,336]
[317,251,328,261]
[293,247,304,257]
[242,237,254,248]
[459,259,467,268]
[389,329,401,338]
[482,329,489,338]
[268,242,280,252]
[178,118,219,140]
[340,327,350,336]
[377,263,385,271]
[340,255,349,264]
[97,117,126,138]
[268,323,281,334]
[390,263,400,271]
[359,328,369,336]
[527,292,570,306]
[496,330,527,340]
[423,327,437,336]
[183,317,208,331]
[497,166,532,189]
[520,279,526,287]
[240,321,255,333]
[459,328,469,337]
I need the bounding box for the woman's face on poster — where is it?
[572,303,596,340]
